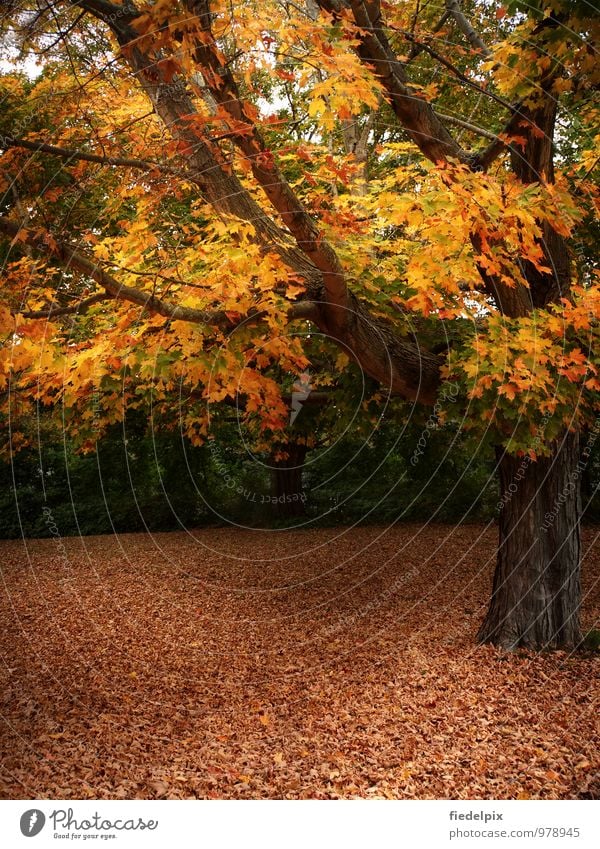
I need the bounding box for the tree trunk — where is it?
[478,432,582,650]
[270,442,307,519]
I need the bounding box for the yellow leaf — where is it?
[308,97,326,118]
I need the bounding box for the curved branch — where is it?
[72,0,323,297]
[1,213,442,402]
[315,0,536,317]
[50,1,445,403]
[475,108,529,171]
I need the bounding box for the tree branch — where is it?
[446,0,492,59]
[405,9,451,64]
[316,0,471,167]
[0,216,311,328]
[180,0,350,333]
[62,0,445,403]
[19,292,108,318]
[0,134,189,180]
[475,109,527,171]
[390,27,514,113]
[71,0,323,298]
[433,111,500,142]
[69,0,138,24]
[314,0,534,317]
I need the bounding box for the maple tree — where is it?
[0,0,598,649]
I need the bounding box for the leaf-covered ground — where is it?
[1,524,598,800]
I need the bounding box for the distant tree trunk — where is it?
[478,432,582,650]
[270,442,307,519]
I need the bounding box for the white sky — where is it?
[0,56,43,77]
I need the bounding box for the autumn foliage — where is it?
[0,0,597,449]
[0,0,599,649]
[1,525,598,799]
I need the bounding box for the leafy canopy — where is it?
[0,0,598,457]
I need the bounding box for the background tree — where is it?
[0,0,598,649]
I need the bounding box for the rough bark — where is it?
[477,69,583,650]
[317,292,443,403]
[478,434,582,649]
[509,92,569,309]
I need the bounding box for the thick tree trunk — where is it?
[270,442,307,519]
[478,432,582,650]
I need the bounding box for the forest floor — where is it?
[1,523,599,800]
